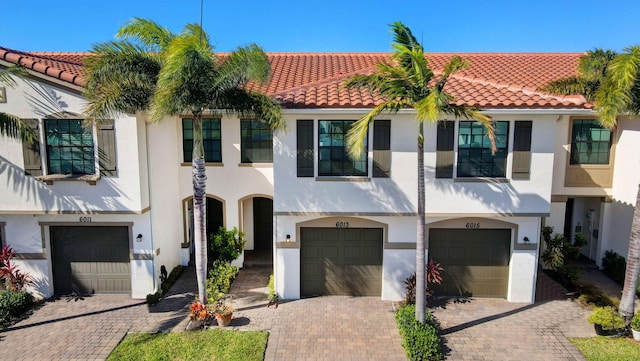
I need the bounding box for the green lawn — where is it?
[107,330,268,361]
[570,337,640,361]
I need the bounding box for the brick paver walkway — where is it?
[0,264,613,361]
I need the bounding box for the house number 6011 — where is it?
[336,222,350,228]
[79,216,92,223]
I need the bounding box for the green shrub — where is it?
[146,265,184,305]
[602,250,626,284]
[0,290,34,327]
[267,274,278,303]
[395,304,443,361]
[146,292,162,305]
[206,260,238,303]
[210,227,245,263]
[160,265,184,294]
[576,282,617,307]
[588,306,625,330]
[541,226,584,290]
[630,312,640,331]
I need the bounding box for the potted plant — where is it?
[588,306,625,336]
[631,312,640,341]
[188,301,211,330]
[212,302,234,327]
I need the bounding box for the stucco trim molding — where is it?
[276,241,299,249]
[550,195,569,203]
[13,253,46,260]
[274,211,416,217]
[426,217,519,248]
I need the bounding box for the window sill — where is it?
[37,174,101,185]
[238,163,273,168]
[454,177,510,184]
[315,176,370,182]
[180,162,224,167]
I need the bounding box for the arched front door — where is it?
[187,196,224,265]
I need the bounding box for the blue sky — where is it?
[1,0,638,53]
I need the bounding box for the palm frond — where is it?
[215,88,284,131]
[539,77,597,100]
[0,65,28,88]
[116,17,174,51]
[579,49,618,82]
[151,33,216,121]
[84,40,161,120]
[0,112,36,143]
[346,101,404,159]
[596,46,640,128]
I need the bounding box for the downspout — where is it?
[143,114,157,292]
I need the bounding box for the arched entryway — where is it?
[240,195,273,265]
[185,195,225,265]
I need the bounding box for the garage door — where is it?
[429,229,511,298]
[301,227,383,297]
[51,226,131,294]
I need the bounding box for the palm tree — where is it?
[0,66,35,142]
[542,47,640,320]
[541,49,617,103]
[596,47,640,321]
[84,18,282,305]
[342,22,494,323]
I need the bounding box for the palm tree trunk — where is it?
[192,114,208,304]
[415,122,426,323]
[620,184,640,320]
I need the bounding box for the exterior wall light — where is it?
[136,233,143,242]
[523,236,530,244]
[286,234,291,243]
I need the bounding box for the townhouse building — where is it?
[1,48,638,302]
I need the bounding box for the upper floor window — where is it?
[44,119,95,175]
[457,121,509,178]
[318,120,367,176]
[241,119,272,163]
[570,119,612,165]
[182,118,221,163]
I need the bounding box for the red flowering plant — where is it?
[403,259,444,305]
[0,245,33,291]
[189,301,211,321]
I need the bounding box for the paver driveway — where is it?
[431,298,592,361]
[0,266,597,361]
[0,274,194,361]
[226,267,407,361]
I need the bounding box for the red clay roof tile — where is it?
[0,47,589,109]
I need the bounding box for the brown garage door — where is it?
[429,229,511,298]
[301,227,383,297]
[51,226,131,294]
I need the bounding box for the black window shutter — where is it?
[512,121,532,180]
[97,119,117,176]
[373,120,391,177]
[22,119,42,176]
[297,120,314,177]
[435,121,455,178]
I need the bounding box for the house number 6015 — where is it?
[336,222,350,228]
[465,222,480,229]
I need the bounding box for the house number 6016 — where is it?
[336,222,350,228]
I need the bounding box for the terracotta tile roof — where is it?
[0,46,589,109]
